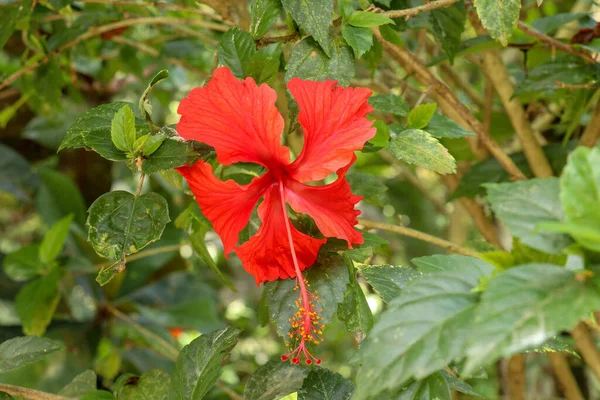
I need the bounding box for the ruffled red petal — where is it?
[286,79,376,182]
[177,67,290,169]
[177,160,272,255]
[235,185,326,285]
[284,162,363,248]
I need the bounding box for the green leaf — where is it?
[265,253,349,338]
[485,178,572,254]
[15,268,62,336]
[86,191,170,259]
[59,370,98,397]
[338,261,374,336]
[139,134,166,157]
[0,1,26,49]
[39,214,73,265]
[347,11,394,27]
[247,43,283,84]
[389,127,456,174]
[440,370,483,397]
[354,258,492,399]
[474,0,520,45]
[393,372,452,400]
[139,69,169,125]
[379,24,404,46]
[343,230,388,262]
[464,264,600,373]
[298,368,355,400]
[0,392,14,400]
[285,36,355,86]
[368,94,410,116]
[407,103,438,129]
[244,361,309,400]
[411,254,495,276]
[111,105,137,152]
[346,172,387,202]
[250,0,282,38]
[341,24,373,58]
[118,369,171,400]
[429,0,466,62]
[59,102,146,152]
[2,244,43,282]
[368,120,390,148]
[0,336,64,373]
[96,260,126,286]
[358,264,422,303]
[0,143,39,202]
[82,391,115,400]
[141,139,198,174]
[171,327,241,400]
[218,27,257,78]
[36,167,86,226]
[281,0,333,55]
[560,146,600,251]
[531,13,587,34]
[425,112,475,139]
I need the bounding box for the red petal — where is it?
[177,160,272,255]
[177,67,290,168]
[285,163,363,248]
[286,79,376,182]
[235,185,326,285]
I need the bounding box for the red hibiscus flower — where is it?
[176,67,375,364]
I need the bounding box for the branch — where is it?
[371,27,527,181]
[468,13,554,179]
[0,17,227,91]
[517,22,595,64]
[547,353,585,400]
[0,384,73,400]
[439,64,486,109]
[380,0,461,19]
[572,322,600,382]
[357,218,480,257]
[256,32,300,48]
[507,354,526,400]
[580,100,600,148]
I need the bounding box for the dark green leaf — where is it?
[0,143,39,202]
[0,392,14,400]
[139,69,169,124]
[347,11,394,27]
[36,167,86,226]
[218,27,256,78]
[39,214,73,265]
[111,105,137,152]
[86,191,170,259]
[393,372,452,400]
[81,391,115,400]
[2,245,42,282]
[265,253,349,338]
[474,0,520,45]
[407,103,437,129]
[244,361,309,400]
[298,368,355,400]
[139,134,166,157]
[0,336,63,373]
[15,268,62,336]
[429,0,466,62]
[341,24,373,58]
[247,43,283,84]
[389,127,456,174]
[0,2,24,49]
[343,231,389,262]
[118,369,171,400]
[531,13,587,34]
[440,370,483,397]
[172,327,241,400]
[346,172,387,201]
[464,264,600,373]
[141,139,198,174]
[379,24,404,46]
[59,370,98,397]
[250,0,282,38]
[425,112,475,139]
[368,94,410,116]
[338,261,373,336]
[485,178,572,254]
[358,264,422,303]
[281,0,333,55]
[354,258,492,398]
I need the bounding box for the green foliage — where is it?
[298,368,355,399]
[389,127,457,174]
[429,0,466,62]
[0,336,64,373]
[250,0,283,38]
[281,0,333,55]
[244,361,309,400]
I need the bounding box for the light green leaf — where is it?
[464,264,600,373]
[441,370,483,397]
[425,112,475,139]
[407,103,438,129]
[111,105,137,152]
[118,369,171,400]
[244,361,309,400]
[218,27,256,78]
[171,327,241,400]
[0,336,64,373]
[96,260,126,286]
[358,264,422,303]
[2,245,43,282]
[265,253,349,338]
[474,0,520,45]
[86,191,170,259]
[354,259,492,399]
[341,24,373,58]
[429,0,466,62]
[485,178,572,254]
[389,127,456,174]
[347,11,394,27]
[368,94,410,116]
[59,370,98,397]
[39,214,73,265]
[247,43,283,84]
[250,0,282,38]
[15,268,62,336]
[298,368,355,400]
[281,0,333,55]
[139,69,169,125]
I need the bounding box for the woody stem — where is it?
[278,181,311,331]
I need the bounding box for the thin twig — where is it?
[580,100,600,148]
[572,322,600,382]
[439,64,486,109]
[0,384,73,400]
[256,32,300,47]
[380,0,461,19]
[0,17,226,91]
[517,22,595,64]
[357,218,480,257]
[548,353,585,400]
